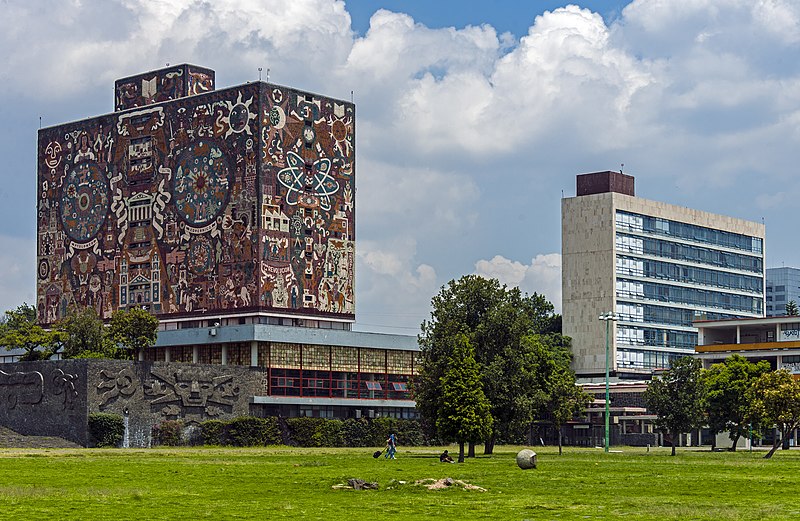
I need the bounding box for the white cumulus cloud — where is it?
[474,253,562,311]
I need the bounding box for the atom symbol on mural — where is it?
[277,151,339,211]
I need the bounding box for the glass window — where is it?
[617,325,697,349]
[270,368,301,396]
[387,350,413,373]
[616,233,763,274]
[616,278,763,314]
[616,211,762,253]
[360,348,385,372]
[227,343,250,365]
[616,254,762,292]
[331,346,358,371]
[303,345,330,370]
[171,346,193,363]
[271,343,301,369]
[197,345,221,365]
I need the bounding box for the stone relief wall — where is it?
[0,360,87,445]
[90,360,264,447]
[0,360,265,447]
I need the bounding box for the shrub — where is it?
[286,417,325,447]
[152,420,184,446]
[395,419,424,446]
[371,417,397,447]
[226,417,281,446]
[194,416,427,448]
[341,418,373,447]
[88,413,124,448]
[199,420,226,446]
[314,419,344,447]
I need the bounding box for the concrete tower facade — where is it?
[562,171,765,377]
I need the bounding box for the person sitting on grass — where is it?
[439,450,454,463]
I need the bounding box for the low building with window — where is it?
[694,315,800,447]
[694,316,800,374]
[146,317,418,419]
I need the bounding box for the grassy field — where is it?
[1,445,799,520]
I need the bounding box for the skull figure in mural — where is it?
[173,370,214,407]
[148,366,239,418]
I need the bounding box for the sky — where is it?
[1,0,800,335]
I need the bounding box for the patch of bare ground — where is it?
[415,477,486,492]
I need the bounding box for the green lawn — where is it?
[1,445,799,520]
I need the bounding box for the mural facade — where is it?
[37,65,355,324]
[114,64,215,111]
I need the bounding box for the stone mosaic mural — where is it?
[37,65,355,324]
[114,64,215,112]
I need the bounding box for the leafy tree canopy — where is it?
[58,307,112,359]
[436,334,493,463]
[747,369,800,459]
[547,366,593,455]
[416,275,569,453]
[702,354,770,451]
[644,356,706,456]
[0,303,65,361]
[106,307,159,359]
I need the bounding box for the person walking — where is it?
[385,433,397,459]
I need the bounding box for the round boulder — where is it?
[516,449,537,469]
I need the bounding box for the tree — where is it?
[786,300,799,316]
[415,275,565,454]
[702,355,770,451]
[0,304,66,361]
[106,307,159,359]
[746,369,800,459]
[435,334,493,463]
[59,307,111,359]
[644,357,706,456]
[547,367,593,455]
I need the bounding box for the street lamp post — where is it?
[598,311,618,453]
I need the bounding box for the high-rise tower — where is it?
[562,171,765,377]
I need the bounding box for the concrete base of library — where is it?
[0,359,418,447]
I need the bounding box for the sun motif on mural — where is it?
[172,141,231,227]
[327,112,352,160]
[277,151,339,211]
[222,92,256,138]
[59,161,110,243]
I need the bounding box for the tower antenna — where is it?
[258,67,262,81]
